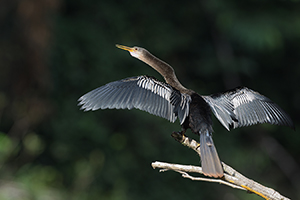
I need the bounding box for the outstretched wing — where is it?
[202,95,237,131]
[203,87,294,130]
[78,76,191,124]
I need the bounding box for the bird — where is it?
[78,44,294,178]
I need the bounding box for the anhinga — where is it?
[78,44,294,178]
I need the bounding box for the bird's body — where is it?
[184,93,224,176]
[78,45,294,178]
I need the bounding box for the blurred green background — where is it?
[0,0,300,199]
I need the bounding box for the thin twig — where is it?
[175,169,245,190]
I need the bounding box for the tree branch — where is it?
[151,132,290,200]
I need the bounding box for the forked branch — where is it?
[151,132,290,200]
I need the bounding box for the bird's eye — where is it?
[134,47,138,51]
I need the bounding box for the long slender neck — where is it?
[139,51,188,92]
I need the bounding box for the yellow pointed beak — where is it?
[116,44,134,52]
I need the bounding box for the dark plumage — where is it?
[78,45,294,178]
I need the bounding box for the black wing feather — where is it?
[78,76,191,124]
[203,87,294,130]
[202,95,237,130]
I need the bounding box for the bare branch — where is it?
[151,132,290,200]
[152,162,245,190]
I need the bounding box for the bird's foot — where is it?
[171,131,186,143]
[195,142,200,150]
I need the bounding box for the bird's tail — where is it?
[200,130,223,178]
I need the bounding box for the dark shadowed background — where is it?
[0,0,300,199]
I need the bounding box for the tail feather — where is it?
[200,131,223,178]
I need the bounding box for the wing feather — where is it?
[78,76,190,124]
[203,87,294,130]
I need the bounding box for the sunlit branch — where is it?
[151,132,290,200]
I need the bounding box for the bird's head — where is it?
[116,44,147,60]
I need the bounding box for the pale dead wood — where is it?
[154,162,245,190]
[151,132,290,200]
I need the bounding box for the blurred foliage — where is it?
[0,0,300,199]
